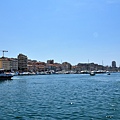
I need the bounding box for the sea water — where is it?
[0,73,120,120]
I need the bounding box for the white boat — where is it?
[90,71,95,76]
[0,69,13,80]
[107,71,111,75]
[10,72,18,76]
[106,71,111,75]
[107,73,110,75]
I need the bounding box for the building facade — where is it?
[47,60,54,64]
[10,58,18,71]
[62,62,72,71]
[112,61,116,68]
[0,57,18,71]
[0,57,11,71]
[18,54,28,71]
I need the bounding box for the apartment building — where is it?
[0,57,11,71]
[0,57,18,71]
[62,62,72,71]
[47,60,54,64]
[10,58,18,71]
[112,61,116,68]
[18,54,28,71]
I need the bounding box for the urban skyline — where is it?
[0,53,119,75]
[0,51,118,67]
[0,52,118,67]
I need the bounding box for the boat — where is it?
[107,72,111,75]
[0,69,13,80]
[90,71,95,76]
[106,71,111,75]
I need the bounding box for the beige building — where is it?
[0,57,18,71]
[0,57,11,70]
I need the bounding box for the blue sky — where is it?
[0,0,120,66]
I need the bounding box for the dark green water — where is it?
[0,73,120,120]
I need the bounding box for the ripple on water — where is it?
[0,74,120,119]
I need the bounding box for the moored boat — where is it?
[106,71,111,75]
[0,69,13,80]
[107,72,111,75]
[90,71,95,76]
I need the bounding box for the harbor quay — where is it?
[0,53,119,75]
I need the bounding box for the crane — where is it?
[1,50,8,57]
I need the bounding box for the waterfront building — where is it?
[46,64,56,71]
[0,57,18,71]
[18,54,28,71]
[27,61,46,72]
[10,58,18,71]
[62,62,72,71]
[76,63,105,72]
[112,61,116,68]
[77,63,89,71]
[0,57,11,71]
[28,59,37,63]
[47,60,54,64]
[54,63,62,71]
